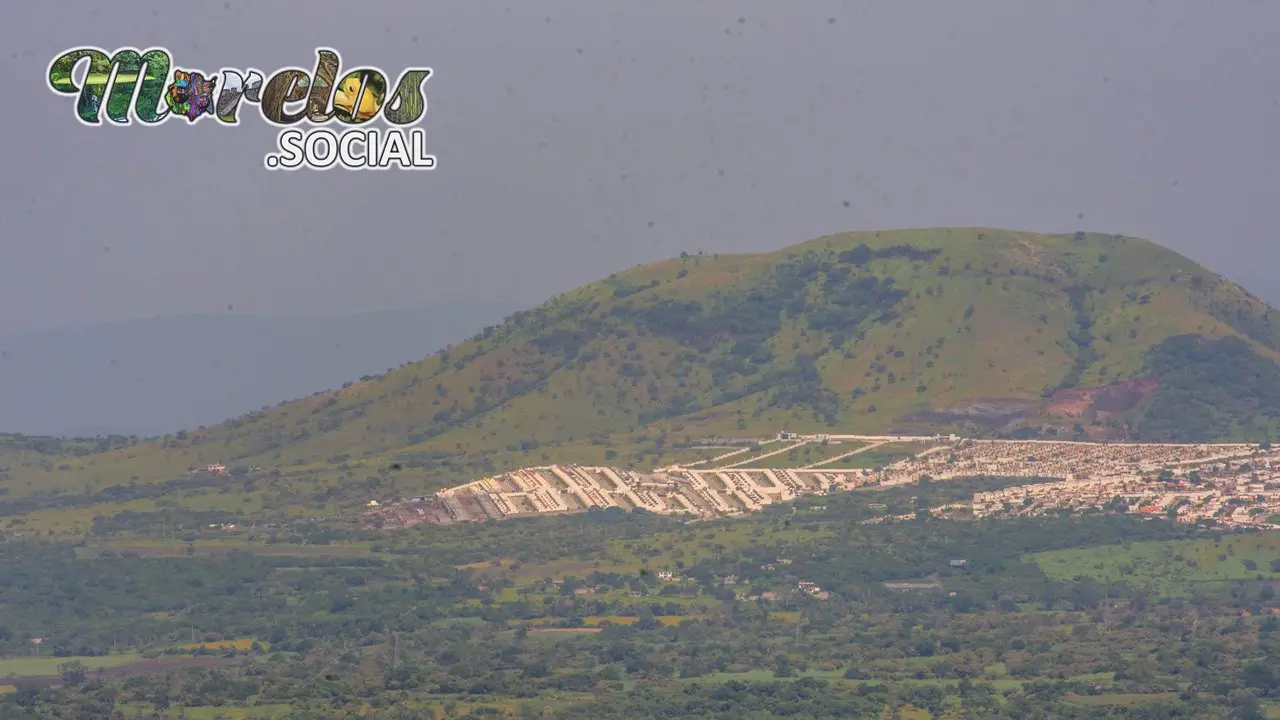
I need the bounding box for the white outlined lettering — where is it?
[265,128,436,171]
[49,47,436,171]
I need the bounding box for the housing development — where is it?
[369,434,1280,530]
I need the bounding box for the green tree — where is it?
[58,661,86,686]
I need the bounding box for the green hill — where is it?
[5,227,1280,533]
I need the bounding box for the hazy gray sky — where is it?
[3,1,1278,336]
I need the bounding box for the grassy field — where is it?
[818,442,935,470]
[800,441,871,467]
[0,652,145,679]
[664,446,742,466]
[728,443,818,469]
[177,638,262,652]
[728,440,881,468]
[1030,532,1280,594]
[711,440,790,467]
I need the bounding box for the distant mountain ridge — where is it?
[0,304,512,437]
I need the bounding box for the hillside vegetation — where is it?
[5,227,1280,531]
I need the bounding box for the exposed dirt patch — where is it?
[366,500,455,529]
[900,398,1038,428]
[900,380,1157,435]
[1047,378,1158,420]
[884,572,944,591]
[993,234,1069,284]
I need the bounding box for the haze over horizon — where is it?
[2,1,1278,338]
[0,303,513,437]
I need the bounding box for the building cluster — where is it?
[872,439,1257,487]
[190,463,227,475]
[406,463,883,523]
[973,451,1280,527]
[796,580,829,599]
[365,434,1280,530]
[716,569,830,601]
[433,464,697,521]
